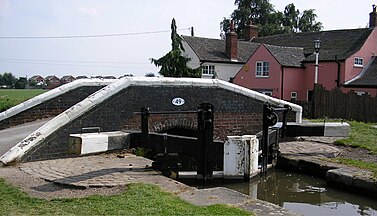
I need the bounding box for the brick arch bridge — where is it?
[0,78,302,165]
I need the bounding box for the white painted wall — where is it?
[182,40,201,70]
[182,40,243,82]
[202,62,243,82]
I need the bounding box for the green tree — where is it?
[220,0,276,38]
[298,9,323,32]
[220,0,322,37]
[283,3,300,33]
[14,77,27,89]
[151,18,201,78]
[0,72,17,88]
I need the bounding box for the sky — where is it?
[0,0,376,78]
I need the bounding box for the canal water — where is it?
[181,170,377,216]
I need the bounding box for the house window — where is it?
[354,57,364,67]
[260,90,272,96]
[256,61,269,77]
[355,91,367,96]
[202,65,215,76]
[291,92,298,101]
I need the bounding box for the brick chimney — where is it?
[244,20,259,41]
[226,20,238,61]
[370,4,377,28]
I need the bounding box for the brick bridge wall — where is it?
[21,85,298,162]
[0,86,104,130]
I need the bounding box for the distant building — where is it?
[45,75,61,89]
[28,75,45,86]
[60,75,76,84]
[76,75,88,79]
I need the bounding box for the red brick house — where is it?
[28,75,45,86]
[60,75,76,84]
[45,75,61,89]
[183,5,377,101]
[234,6,377,101]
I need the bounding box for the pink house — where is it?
[233,6,377,101]
[181,5,377,101]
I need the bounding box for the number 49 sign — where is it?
[172,97,185,106]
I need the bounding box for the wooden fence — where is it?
[295,85,377,122]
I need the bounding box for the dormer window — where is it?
[354,57,364,67]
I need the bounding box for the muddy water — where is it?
[181,170,377,215]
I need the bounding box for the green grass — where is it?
[0,89,47,112]
[0,179,250,215]
[327,158,377,178]
[334,121,377,154]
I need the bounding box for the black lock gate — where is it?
[133,103,215,182]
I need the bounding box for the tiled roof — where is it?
[45,75,59,80]
[183,28,373,65]
[29,75,44,80]
[344,56,377,88]
[61,75,75,80]
[182,35,260,63]
[253,28,373,62]
[264,44,305,67]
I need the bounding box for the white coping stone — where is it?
[70,133,109,155]
[69,131,129,155]
[324,122,351,137]
[0,77,302,165]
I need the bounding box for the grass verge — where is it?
[0,89,47,112]
[326,158,377,178]
[333,121,377,154]
[0,179,250,215]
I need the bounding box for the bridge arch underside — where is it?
[21,85,297,163]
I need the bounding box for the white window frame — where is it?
[260,90,272,96]
[291,91,298,100]
[256,61,270,77]
[355,91,367,96]
[354,57,364,67]
[202,65,215,76]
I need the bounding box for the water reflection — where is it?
[223,170,377,216]
[181,170,377,216]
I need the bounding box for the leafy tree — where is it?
[0,72,17,88]
[151,18,201,78]
[283,3,300,33]
[298,9,323,32]
[220,0,322,37]
[14,77,27,89]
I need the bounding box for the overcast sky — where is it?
[0,0,375,78]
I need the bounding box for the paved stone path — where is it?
[20,153,155,188]
[279,142,340,158]
[18,152,298,215]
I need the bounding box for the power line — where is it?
[0,60,153,69]
[0,58,150,65]
[0,28,191,39]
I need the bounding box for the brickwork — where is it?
[21,85,297,162]
[0,86,104,130]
